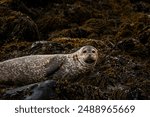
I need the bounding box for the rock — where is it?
[117,38,135,51]
[0,6,39,45]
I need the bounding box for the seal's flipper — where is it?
[45,58,64,78]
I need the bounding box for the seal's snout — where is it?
[85,58,95,64]
[84,55,96,64]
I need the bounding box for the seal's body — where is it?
[0,46,98,85]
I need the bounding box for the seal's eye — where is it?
[83,50,87,53]
[92,50,95,53]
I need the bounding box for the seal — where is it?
[25,80,56,100]
[0,45,98,85]
[2,80,56,100]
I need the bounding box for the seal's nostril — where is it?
[88,54,92,57]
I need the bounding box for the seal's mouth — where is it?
[84,58,95,64]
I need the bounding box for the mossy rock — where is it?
[63,2,92,23]
[0,41,31,61]
[81,18,111,36]
[49,27,90,39]
[36,15,69,36]
[0,6,39,45]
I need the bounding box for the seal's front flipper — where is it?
[45,58,64,78]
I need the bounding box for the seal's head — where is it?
[77,46,98,66]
